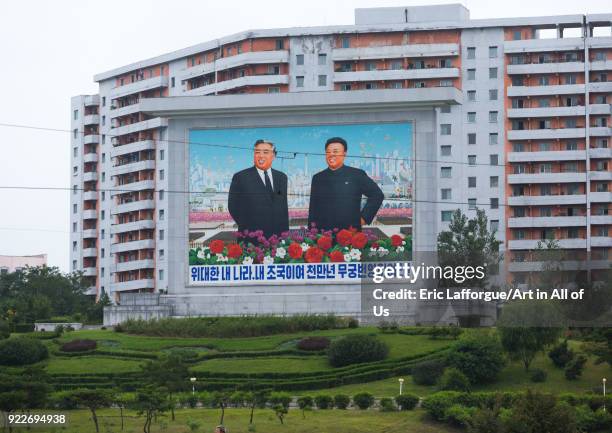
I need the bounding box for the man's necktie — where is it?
[264,170,273,194]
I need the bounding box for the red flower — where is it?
[329,250,345,262]
[209,240,224,254]
[351,232,368,249]
[288,242,303,259]
[391,234,403,247]
[371,242,380,249]
[336,229,353,246]
[317,235,332,251]
[305,246,324,263]
[227,243,243,259]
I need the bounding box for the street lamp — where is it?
[603,378,607,412]
[190,377,197,395]
[398,378,404,395]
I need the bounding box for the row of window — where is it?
[466,67,499,80]
[466,46,499,59]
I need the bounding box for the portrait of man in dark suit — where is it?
[308,137,384,231]
[228,139,289,239]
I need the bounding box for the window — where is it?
[467,47,476,59]
[468,177,477,188]
[441,167,452,178]
[100,268,105,278]
[340,84,351,91]
[171,77,175,87]
[102,97,106,107]
[489,133,498,145]
[468,199,477,209]
[101,210,105,220]
[101,153,105,163]
[440,59,452,68]
[159,269,164,281]
[489,46,498,58]
[514,229,525,240]
[594,51,605,61]
[101,248,105,258]
[73,222,77,232]
[513,185,525,197]
[160,149,165,160]
[71,261,76,271]
[514,207,526,217]
[413,81,425,88]
[101,191,105,201]
[468,155,477,165]
[489,111,498,123]
[73,147,78,158]
[539,119,552,129]
[101,135,105,144]
[101,229,105,240]
[72,241,77,252]
[489,89,498,100]
[468,133,476,145]
[267,87,280,93]
[391,60,402,70]
[539,98,550,107]
[318,75,327,86]
[159,249,165,259]
[514,164,526,174]
[565,74,577,85]
[567,227,579,239]
[159,229,164,241]
[73,109,78,120]
[389,81,402,89]
[159,209,165,221]
[540,184,552,196]
[440,145,452,156]
[73,204,77,214]
[101,172,105,182]
[540,207,552,217]
[440,124,452,135]
[275,39,284,50]
[467,69,476,80]
[489,67,498,79]
[490,154,499,166]
[296,76,304,87]
[341,37,350,48]
[490,220,499,232]
[539,76,549,86]
[439,79,453,87]
[467,112,476,123]
[318,53,327,65]
[159,169,164,180]
[513,143,524,152]
[440,105,451,113]
[73,184,77,195]
[159,190,164,200]
[365,83,377,90]
[565,118,577,128]
[490,176,499,187]
[467,90,476,101]
[512,76,524,86]
[540,142,552,151]
[441,188,452,200]
[296,54,304,65]
[102,115,106,126]
[490,198,499,209]
[441,211,453,222]
[73,129,78,139]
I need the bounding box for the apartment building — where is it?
[70,4,611,309]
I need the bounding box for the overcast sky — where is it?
[0,0,609,271]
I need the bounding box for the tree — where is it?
[68,389,112,433]
[112,392,132,431]
[297,396,313,418]
[504,390,576,433]
[140,353,189,421]
[246,390,268,426]
[211,391,230,426]
[498,301,562,371]
[273,404,288,424]
[0,391,27,433]
[131,387,171,433]
[437,209,501,288]
[446,333,506,385]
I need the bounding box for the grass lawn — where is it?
[309,375,435,398]
[43,356,144,375]
[192,356,330,374]
[378,334,452,359]
[40,408,459,433]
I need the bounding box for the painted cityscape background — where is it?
[188,122,413,232]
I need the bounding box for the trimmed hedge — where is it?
[328,335,389,367]
[0,337,48,365]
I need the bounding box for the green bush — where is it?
[0,321,9,339]
[347,318,359,328]
[297,395,313,410]
[444,404,475,427]
[422,391,462,421]
[314,394,333,409]
[379,397,396,412]
[504,390,576,433]
[333,394,350,409]
[0,337,48,365]
[548,340,575,368]
[439,368,470,392]
[395,394,419,411]
[446,334,505,385]
[529,368,547,383]
[564,354,587,380]
[352,392,375,410]
[469,407,504,433]
[574,405,612,432]
[412,359,445,385]
[327,335,389,367]
[13,323,35,333]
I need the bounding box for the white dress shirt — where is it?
[256,167,274,190]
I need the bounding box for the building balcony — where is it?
[110,140,155,158]
[83,171,98,182]
[508,172,587,184]
[110,75,169,99]
[333,67,459,82]
[508,238,587,250]
[508,194,586,206]
[82,248,97,258]
[589,127,612,137]
[590,192,612,203]
[332,43,459,61]
[83,134,100,145]
[590,59,612,71]
[113,199,155,214]
[591,215,612,225]
[507,150,585,162]
[588,82,612,93]
[588,104,612,115]
[184,74,289,96]
[111,180,156,197]
[82,114,99,126]
[110,239,155,254]
[82,209,97,220]
[507,61,584,75]
[82,229,97,239]
[83,152,98,163]
[508,260,600,272]
[82,267,97,277]
[507,106,585,118]
[507,84,585,97]
[111,219,156,235]
[110,278,155,292]
[591,236,612,247]
[83,95,99,107]
[112,259,155,273]
[508,216,586,228]
[504,37,584,54]
[110,103,141,119]
[111,160,156,177]
[111,117,168,137]
[82,190,98,201]
[507,128,586,141]
[589,170,612,181]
